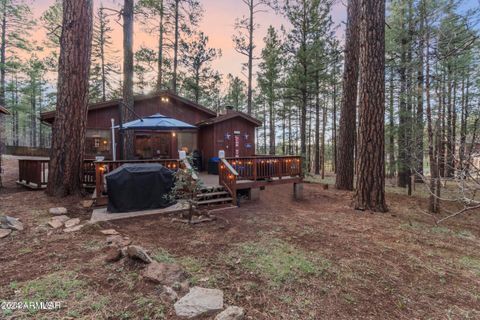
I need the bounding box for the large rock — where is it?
[49,207,68,215]
[48,219,64,229]
[174,287,223,318]
[100,229,119,235]
[0,216,24,231]
[215,306,245,320]
[142,261,187,285]
[0,229,12,239]
[126,245,153,263]
[64,218,80,229]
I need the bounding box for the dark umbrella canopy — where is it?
[116,113,197,131]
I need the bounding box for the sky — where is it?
[32,0,347,84]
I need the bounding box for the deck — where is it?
[16,155,304,204]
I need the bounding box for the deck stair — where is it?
[194,185,234,207]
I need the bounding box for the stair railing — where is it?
[219,158,238,204]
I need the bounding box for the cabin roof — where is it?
[0,105,9,115]
[197,110,262,127]
[40,91,217,122]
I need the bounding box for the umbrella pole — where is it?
[111,118,116,161]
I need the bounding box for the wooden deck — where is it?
[16,155,304,205]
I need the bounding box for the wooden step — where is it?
[196,191,229,198]
[194,197,233,205]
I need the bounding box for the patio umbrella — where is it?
[116,113,197,131]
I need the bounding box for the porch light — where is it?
[172,132,176,137]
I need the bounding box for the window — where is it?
[177,132,197,154]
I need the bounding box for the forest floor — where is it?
[1,155,480,319]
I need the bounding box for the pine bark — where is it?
[46,0,93,197]
[122,0,135,159]
[336,0,360,190]
[354,0,387,212]
[172,0,179,93]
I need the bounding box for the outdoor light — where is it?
[172,132,176,137]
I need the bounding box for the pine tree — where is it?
[257,26,282,155]
[354,0,387,212]
[180,31,221,103]
[47,0,93,197]
[335,0,360,190]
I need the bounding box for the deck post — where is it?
[293,182,304,200]
[249,187,260,200]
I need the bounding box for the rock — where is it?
[0,229,12,239]
[100,229,119,235]
[142,261,187,285]
[0,216,24,231]
[106,235,131,247]
[126,245,153,263]
[215,306,245,320]
[159,285,178,302]
[64,218,80,229]
[174,287,224,318]
[49,207,68,215]
[53,215,70,223]
[48,219,64,229]
[82,200,94,208]
[104,247,123,263]
[64,224,84,233]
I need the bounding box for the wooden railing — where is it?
[225,156,302,181]
[17,159,96,189]
[218,155,302,202]
[219,158,238,204]
[94,159,181,198]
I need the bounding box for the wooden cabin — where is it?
[40,91,261,169]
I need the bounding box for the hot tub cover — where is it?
[105,163,176,213]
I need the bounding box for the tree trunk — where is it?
[415,3,425,178]
[424,20,439,213]
[0,0,6,106]
[314,79,320,175]
[172,0,179,93]
[46,0,93,197]
[336,0,360,191]
[122,0,135,159]
[321,97,327,179]
[268,89,275,155]
[354,0,387,212]
[247,0,253,115]
[156,0,164,91]
[388,66,396,178]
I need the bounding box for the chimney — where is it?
[225,105,235,114]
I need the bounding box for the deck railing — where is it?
[18,159,96,189]
[219,158,238,203]
[218,155,302,202]
[94,159,181,198]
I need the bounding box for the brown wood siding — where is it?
[199,117,256,169]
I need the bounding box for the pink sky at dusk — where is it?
[32,0,347,85]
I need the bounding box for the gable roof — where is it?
[0,105,9,115]
[197,110,262,127]
[40,90,217,122]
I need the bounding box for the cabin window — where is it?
[177,132,198,154]
[85,129,111,159]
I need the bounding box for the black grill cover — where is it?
[105,163,176,213]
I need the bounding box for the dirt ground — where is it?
[1,155,480,319]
